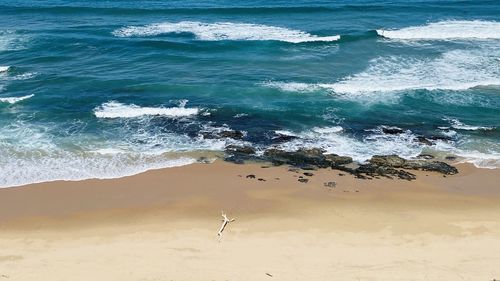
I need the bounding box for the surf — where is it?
[93,101,200,119]
[113,21,340,43]
[377,20,500,40]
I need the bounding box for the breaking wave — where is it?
[113,21,340,43]
[0,94,34,104]
[264,47,500,96]
[377,20,500,40]
[94,101,200,119]
[445,118,495,131]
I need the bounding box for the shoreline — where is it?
[1,160,499,280]
[1,160,499,227]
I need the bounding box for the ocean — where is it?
[0,0,499,187]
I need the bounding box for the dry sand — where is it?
[0,160,499,280]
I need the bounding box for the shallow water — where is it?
[0,0,499,187]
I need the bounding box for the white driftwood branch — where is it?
[217,211,235,237]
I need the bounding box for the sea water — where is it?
[0,0,499,187]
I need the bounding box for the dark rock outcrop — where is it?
[382,126,404,135]
[225,145,256,155]
[355,164,416,181]
[270,133,299,143]
[263,148,353,169]
[403,160,458,175]
[367,155,458,175]
[201,130,244,140]
[415,135,452,146]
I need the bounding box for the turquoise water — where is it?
[0,0,499,187]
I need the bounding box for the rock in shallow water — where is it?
[201,130,244,140]
[381,126,404,135]
[263,148,353,169]
[225,145,256,155]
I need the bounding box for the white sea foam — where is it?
[234,113,248,118]
[312,126,343,134]
[0,152,197,188]
[446,118,494,131]
[0,66,9,73]
[0,94,34,104]
[455,151,500,169]
[0,117,225,187]
[263,81,321,92]
[0,30,28,51]
[94,101,199,119]
[265,48,500,97]
[113,21,340,43]
[273,126,422,163]
[377,20,500,40]
[10,72,38,80]
[271,126,500,168]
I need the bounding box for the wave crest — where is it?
[94,101,199,119]
[0,94,34,104]
[377,20,500,40]
[113,21,340,43]
[264,48,500,96]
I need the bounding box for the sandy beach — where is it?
[0,161,499,280]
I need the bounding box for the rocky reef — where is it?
[224,146,458,181]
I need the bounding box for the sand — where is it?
[0,160,499,280]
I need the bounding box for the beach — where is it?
[1,2,500,279]
[1,161,499,280]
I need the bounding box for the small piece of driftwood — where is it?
[217,211,235,237]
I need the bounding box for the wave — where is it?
[94,101,199,119]
[0,66,9,73]
[377,20,500,40]
[113,21,340,43]
[273,126,423,163]
[445,118,494,131]
[0,116,227,187]
[1,5,332,16]
[272,125,499,169]
[264,48,500,96]
[0,152,197,188]
[0,30,28,51]
[0,94,34,104]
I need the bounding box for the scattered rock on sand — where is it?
[303,172,314,177]
[298,178,309,183]
[246,174,256,179]
[324,182,337,188]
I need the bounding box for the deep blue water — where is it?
[0,0,499,187]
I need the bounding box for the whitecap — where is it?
[94,101,199,119]
[377,20,500,40]
[113,21,340,43]
[0,66,9,73]
[0,94,34,104]
[445,118,494,131]
[264,48,500,97]
[0,30,28,51]
[233,113,248,118]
